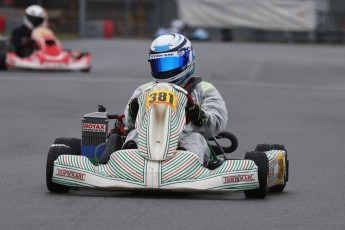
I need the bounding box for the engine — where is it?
[81,111,108,160]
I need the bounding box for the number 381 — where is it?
[149,92,174,104]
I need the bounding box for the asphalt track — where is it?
[0,40,344,230]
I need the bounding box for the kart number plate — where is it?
[32,28,53,37]
[146,90,177,111]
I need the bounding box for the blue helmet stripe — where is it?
[154,45,169,52]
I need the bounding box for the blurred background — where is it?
[0,0,345,43]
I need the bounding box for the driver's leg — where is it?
[123,129,138,149]
[179,132,210,165]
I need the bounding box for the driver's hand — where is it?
[22,38,37,48]
[185,104,206,127]
[128,98,139,120]
[22,37,32,46]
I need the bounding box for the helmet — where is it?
[149,33,195,85]
[23,5,47,29]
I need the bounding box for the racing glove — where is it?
[128,98,139,121]
[186,104,207,127]
[22,37,37,48]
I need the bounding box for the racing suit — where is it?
[124,78,228,165]
[11,25,34,57]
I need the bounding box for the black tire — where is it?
[80,53,91,73]
[255,144,286,153]
[46,146,71,193]
[270,144,286,151]
[255,144,272,152]
[99,133,123,164]
[0,54,7,71]
[244,151,268,198]
[81,68,91,73]
[53,138,81,156]
[255,144,289,192]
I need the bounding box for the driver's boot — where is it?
[205,158,224,170]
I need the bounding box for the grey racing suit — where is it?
[124,80,228,164]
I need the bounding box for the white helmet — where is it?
[23,5,47,29]
[148,33,195,85]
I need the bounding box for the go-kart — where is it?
[46,83,289,198]
[0,27,91,72]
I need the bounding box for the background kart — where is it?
[0,27,91,72]
[46,83,289,198]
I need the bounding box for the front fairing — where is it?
[135,83,188,161]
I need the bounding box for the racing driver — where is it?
[124,33,228,168]
[11,5,47,57]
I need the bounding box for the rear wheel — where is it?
[81,67,91,73]
[255,144,289,192]
[79,53,91,73]
[53,138,81,155]
[244,151,268,198]
[255,144,272,152]
[46,146,71,193]
[0,54,7,71]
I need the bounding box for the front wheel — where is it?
[244,151,268,198]
[46,145,71,193]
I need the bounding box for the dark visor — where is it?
[149,49,189,73]
[27,14,44,27]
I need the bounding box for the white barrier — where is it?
[177,0,317,31]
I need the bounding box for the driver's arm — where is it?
[124,82,154,129]
[11,27,33,57]
[191,82,228,139]
[11,28,24,48]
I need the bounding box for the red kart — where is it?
[1,27,91,72]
